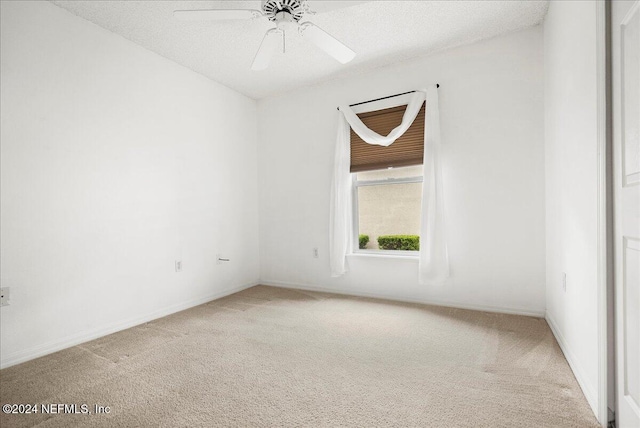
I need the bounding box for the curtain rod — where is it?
[336,84,439,111]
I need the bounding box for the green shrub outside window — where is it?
[377,235,420,251]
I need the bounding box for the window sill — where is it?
[348,251,419,260]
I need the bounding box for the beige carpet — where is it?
[1,285,599,427]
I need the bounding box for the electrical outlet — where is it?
[562,272,567,292]
[0,287,9,306]
[175,260,183,272]
[313,248,319,258]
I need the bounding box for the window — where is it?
[353,165,423,254]
[351,103,425,254]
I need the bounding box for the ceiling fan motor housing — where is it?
[262,0,306,22]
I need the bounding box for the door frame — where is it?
[596,0,609,426]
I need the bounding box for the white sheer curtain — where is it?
[329,85,449,284]
[329,113,352,276]
[419,86,449,284]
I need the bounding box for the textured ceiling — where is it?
[49,0,549,99]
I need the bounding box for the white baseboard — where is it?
[0,281,259,369]
[260,279,546,318]
[545,311,598,419]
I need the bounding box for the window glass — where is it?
[357,164,423,181]
[355,165,422,252]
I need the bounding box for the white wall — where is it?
[257,27,546,316]
[0,1,259,368]
[543,0,600,418]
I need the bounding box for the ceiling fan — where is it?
[174,0,356,70]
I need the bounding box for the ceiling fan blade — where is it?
[310,1,369,15]
[252,29,282,71]
[299,22,356,64]
[173,9,262,21]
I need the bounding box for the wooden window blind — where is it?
[350,103,425,173]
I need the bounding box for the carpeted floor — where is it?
[1,285,599,427]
